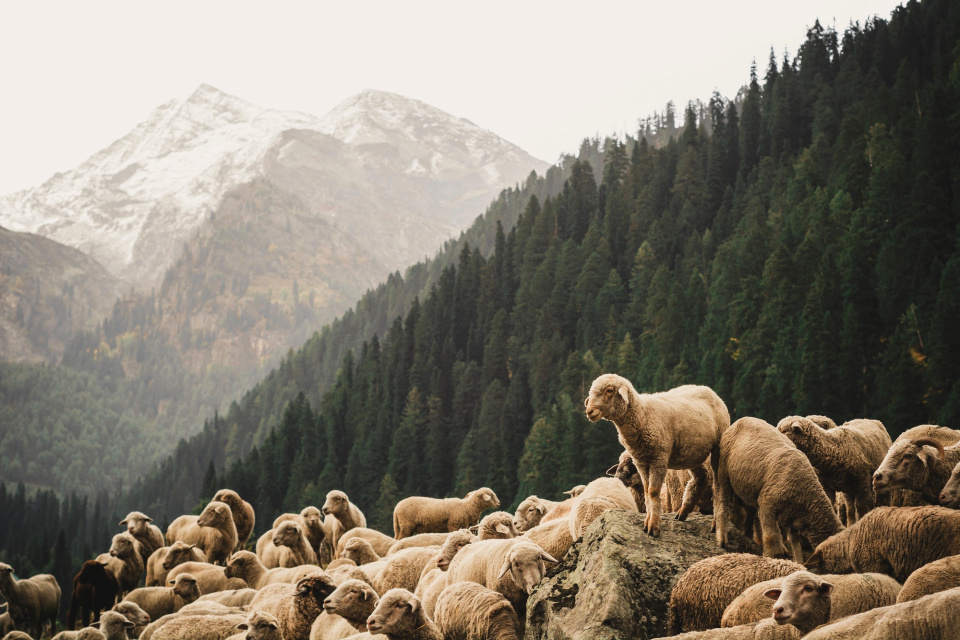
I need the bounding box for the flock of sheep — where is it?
[2,372,960,640]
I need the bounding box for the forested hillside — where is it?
[3,0,958,593]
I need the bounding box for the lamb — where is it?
[584,374,730,538]
[248,573,337,640]
[471,511,519,540]
[895,554,960,602]
[0,562,61,638]
[667,553,805,634]
[722,572,901,627]
[804,506,960,583]
[211,490,256,553]
[334,529,395,558]
[271,508,328,561]
[308,579,379,640]
[167,561,248,594]
[803,586,960,639]
[339,539,381,566]
[146,542,207,587]
[147,612,248,640]
[166,501,239,565]
[264,521,318,568]
[122,573,202,624]
[225,610,283,640]
[521,518,574,561]
[68,560,121,629]
[363,589,442,640]
[393,488,499,539]
[119,512,166,564]
[91,610,136,640]
[322,492,367,552]
[224,551,319,590]
[433,581,520,640]
[872,425,960,504]
[568,476,639,540]
[386,534,449,555]
[775,416,891,525]
[716,417,844,559]
[512,497,562,533]
[189,589,259,609]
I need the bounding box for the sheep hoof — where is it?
[675,512,689,522]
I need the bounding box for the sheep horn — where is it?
[912,438,945,459]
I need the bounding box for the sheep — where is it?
[308,579,379,640]
[393,488,499,539]
[119,512,166,564]
[225,610,283,640]
[364,589,441,640]
[872,425,960,504]
[608,451,702,514]
[146,542,207,587]
[370,547,438,596]
[334,529,395,559]
[413,529,480,619]
[211,490,256,553]
[167,561,247,594]
[470,511,519,540]
[539,499,574,524]
[138,605,249,640]
[939,461,960,507]
[0,612,11,639]
[340,538,382,566]
[112,600,153,628]
[895,554,960,602]
[224,552,320,590]
[68,560,121,629]
[322,492,366,551]
[584,374,730,538]
[722,572,901,627]
[96,533,146,598]
[167,501,239,565]
[568,476,639,540]
[803,586,960,639]
[122,573,201,625]
[775,416,891,525]
[266,521,318,568]
[271,508,328,562]
[521,518,574,561]
[91,610,137,640]
[512,497,562,533]
[386,534,449,556]
[0,562,61,638]
[433,581,520,640]
[248,573,337,640]
[716,417,844,559]
[3,632,37,640]
[147,612,248,640]
[52,628,109,640]
[189,589,259,609]
[804,506,960,583]
[667,553,805,634]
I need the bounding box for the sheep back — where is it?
[212,490,256,552]
[803,586,960,640]
[386,533,449,555]
[336,528,396,557]
[434,581,521,640]
[897,554,960,602]
[568,477,638,540]
[393,489,499,539]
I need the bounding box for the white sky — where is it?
[0,0,905,196]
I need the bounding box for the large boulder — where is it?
[526,510,759,640]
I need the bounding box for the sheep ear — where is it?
[618,387,629,404]
[123,621,135,629]
[536,504,547,515]
[804,550,823,572]
[118,519,127,526]
[483,493,492,502]
[407,596,420,613]
[763,589,782,601]
[237,623,249,631]
[605,463,618,476]
[819,581,834,595]
[189,544,197,549]
[495,523,511,535]
[145,516,153,523]
[468,525,479,534]
[539,550,558,564]
[91,622,101,629]
[497,558,512,580]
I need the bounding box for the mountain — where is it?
[0,85,549,291]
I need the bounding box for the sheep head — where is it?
[341,538,376,564]
[294,573,337,605]
[804,534,852,575]
[607,451,642,488]
[322,490,350,517]
[92,611,135,637]
[495,541,558,595]
[162,542,200,570]
[514,497,548,533]
[585,373,634,423]
[466,487,500,509]
[212,489,242,510]
[109,533,138,559]
[300,506,324,532]
[169,573,200,601]
[323,579,378,618]
[197,501,232,528]
[479,511,518,539]
[765,571,834,635]
[225,551,259,579]
[872,438,943,494]
[0,563,13,577]
[112,601,151,627]
[366,588,422,636]
[272,521,302,547]
[235,611,281,640]
[940,462,960,508]
[118,511,153,536]
[436,529,477,570]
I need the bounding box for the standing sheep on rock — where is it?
[776,417,891,525]
[363,589,442,640]
[97,533,146,598]
[433,581,521,640]
[716,417,843,558]
[119,512,165,564]
[584,374,730,537]
[896,554,960,602]
[166,501,239,565]
[225,610,283,640]
[470,512,519,540]
[248,574,337,640]
[211,490,256,553]
[122,573,202,624]
[334,529,395,559]
[308,579,379,640]
[0,563,60,639]
[393,488,499,539]
[512,497,562,533]
[872,425,960,504]
[322,492,366,553]
[804,506,960,583]
[568,476,638,540]
[147,542,207,587]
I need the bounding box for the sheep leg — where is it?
[854,482,876,524]
[757,504,789,558]
[711,445,730,547]
[839,492,857,526]
[643,461,667,537]
[676,464,708,521]
[786,528,805,564]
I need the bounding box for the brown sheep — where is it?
[393,488,499,539]
[119,512,165,563]
[166,501,239,565]
[67,560,120,630]
[0,563,61,638]
[212,490,256,553]
[872,425,960,504]
[322,491,366,553]
[897,554,960,602]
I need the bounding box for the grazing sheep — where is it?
[166,501,239,565]
[308,579,379,640]
[775,417,891,525]
[722,572,900,627]
[147,542,207,587]
[364,589,441,640]
[211,490,256,553]
[122,573,201,624]
[512,497,562,533]
[267,521,318,568]
[896,554,960,602]
[340,539,381,566]
[0,562,61,638]
[433,581,520,640]
[668,553,805,634]
[225,610,283,640]
[248,574,337,640]
[322,492,366,551]
[521,518,574,562]
[804,506,960,583]
[386,534,449,556]
[872,425,960,504]
[224,552,318,590]
[167,561,247,594]
[471,512,518,540]
[120,512,166,564]
[272,508,328,562]
[334,529,395,559]
[584,374,730,538]
[68,560,121,629]
[803,586,960,639]
[147,612,248,640]
[717,417,844,559]
[393,488,499,539]
[91,610,137,640]
[568,477,638,540]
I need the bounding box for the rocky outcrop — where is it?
[526,511,759,640]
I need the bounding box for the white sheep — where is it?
[122,573,201,625]
[119,512,166,563]
[872,425,960,503]
[334,529,395,558]
[0,563,60,639]
[146,541,207,587]
[584,374,730,538]
[470,512,519,540]
[393,488,500,539]
[512,497,562,533]
[568,476,638,540]
[211,490,257,554]
[166,501,239,565]
[521,518,574,562]
[434,580,521,640]
[308,579,379,640]
[225,610,283,640]
[322,492,366,553]
[364,589,442,640]
[224,551,318,590]
[938,461,960,507]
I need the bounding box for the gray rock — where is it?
[526,510,760,640]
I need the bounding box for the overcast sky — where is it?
[0,0,905,196]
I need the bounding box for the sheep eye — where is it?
[903,454,914,461]
[803,585,813,592]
